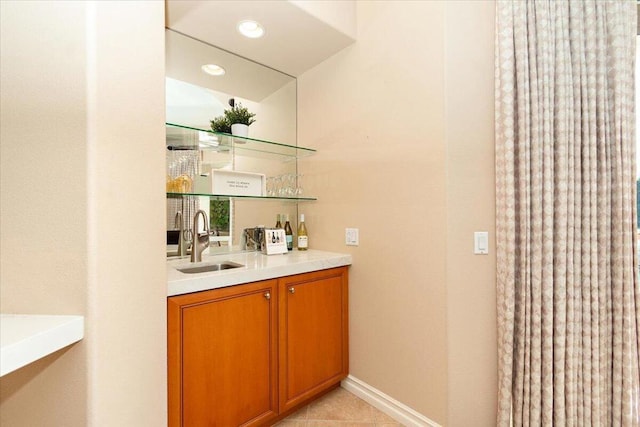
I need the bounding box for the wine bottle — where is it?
[284,215,293,251]
[275,214,282,229]
[297,214,308,251]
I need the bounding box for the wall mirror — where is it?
[165,29,298,256]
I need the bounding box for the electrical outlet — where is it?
[346,228,359,246]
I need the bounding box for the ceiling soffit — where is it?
[166,0,356,77]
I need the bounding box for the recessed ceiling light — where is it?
[237,20,265,39]
[201,64,226,76]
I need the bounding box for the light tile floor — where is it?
[274,387,403,426]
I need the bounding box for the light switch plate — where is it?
[474,231,489,255]
[346,228,359,246]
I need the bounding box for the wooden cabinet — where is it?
[167,266,348,426]
[168,279,278,427]
[278,267,349,413]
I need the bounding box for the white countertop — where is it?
[167,249,352,296]
[0,314,84,377]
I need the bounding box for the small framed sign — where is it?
[262,228,288,255]
[194,169,266,196]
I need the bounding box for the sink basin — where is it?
[177,261,243,274]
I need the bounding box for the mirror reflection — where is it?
[165,29,298,257]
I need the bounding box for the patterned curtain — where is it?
[495,1,639,425]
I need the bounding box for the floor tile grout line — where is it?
[274,387,403,426]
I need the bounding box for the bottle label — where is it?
[298,236,308,249]
[286,235,293,250]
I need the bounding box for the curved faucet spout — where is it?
[190,210,210,263]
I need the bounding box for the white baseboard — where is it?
[341,375,442,427]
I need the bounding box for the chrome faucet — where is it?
[190,209,210,263]
[175,211,191,257]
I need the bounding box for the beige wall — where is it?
[250,80,297,146]
[0,2,89,424]
[299,1,449,422]
[444,2,497,426]
[0,1,167,426]
[298,1,496,425]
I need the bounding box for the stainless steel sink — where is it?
[177,261,243,274]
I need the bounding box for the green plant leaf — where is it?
[210,116,231,133]
[223,103,256,126]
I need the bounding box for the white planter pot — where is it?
[231,123,249,137]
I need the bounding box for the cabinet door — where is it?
[168,280,278,427]
[278,267,349,412]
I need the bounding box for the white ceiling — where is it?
[165,0,356,77]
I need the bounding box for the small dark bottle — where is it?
[284,215,293,251]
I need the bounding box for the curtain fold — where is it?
[495,1,639,425]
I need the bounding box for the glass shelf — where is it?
[166,123,316,160]
[167,192,317,202]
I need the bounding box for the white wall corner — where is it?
[341,375,442,427]
[288,0,357,40]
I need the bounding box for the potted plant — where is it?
[224,103,256,137]
[210,116,231,134]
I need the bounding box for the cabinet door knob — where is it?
[264,292,271,300]
[289,287,295,294]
